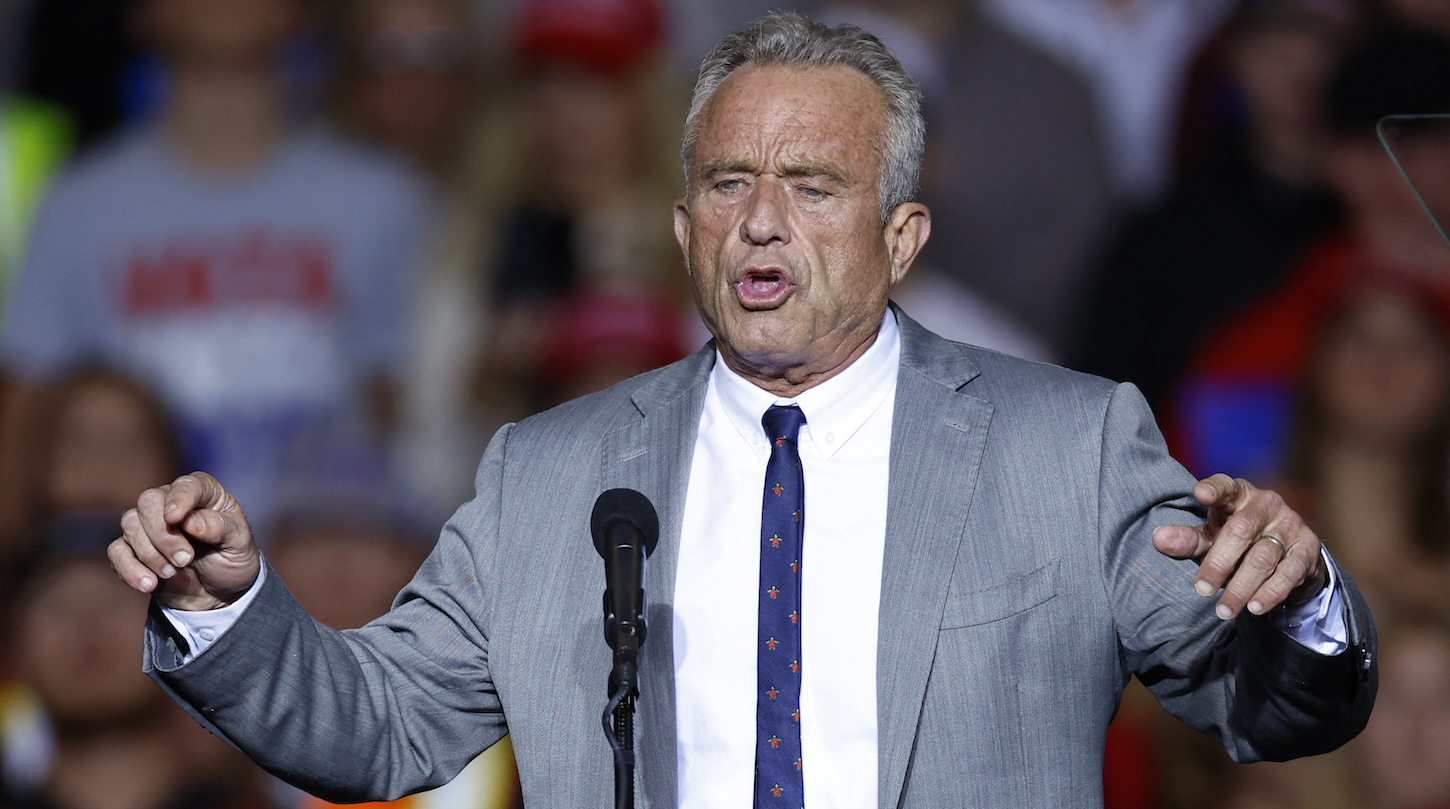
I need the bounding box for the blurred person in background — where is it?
[0,365,180,726]
[2,535,268,809]
[329,0,483,184]
[1282,285,1450,621]
[1186,285,1450,809]
[531,290,690,407]
[327,0,497,523]
[488,0,683,305]
[0,368,186,804]
[912,0,1115,355]
[1091,17,1437,809]
[974,0,1237,207]
[1352,619,1450,809]
[1078,0,1354,409]
[267,515,424,633]
[17,369,180,547]
[942,0,1238,351]
[0,0,435,547]
[1143,34,1450,802]
[1169,27,1450,480]
[471,0,693,420]
[266,510,522,809]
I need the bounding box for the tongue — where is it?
[736,273,791,305]
[746,275,781,294]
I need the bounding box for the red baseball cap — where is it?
[512,0,665,75]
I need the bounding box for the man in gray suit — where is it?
[110,13,1375,808]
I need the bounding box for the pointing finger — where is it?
[1194,478,1281,596]
[1193,473,1240,508]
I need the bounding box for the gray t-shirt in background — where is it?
[2,124,435,531]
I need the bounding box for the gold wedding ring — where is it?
[1258,534,1288,557]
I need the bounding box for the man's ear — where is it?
[884,202,931,286]
[673,198,692,275]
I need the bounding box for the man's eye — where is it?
[798,186,825,199]
[717,179,745,192]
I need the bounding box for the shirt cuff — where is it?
[158,562,268,664]
[1263,547,1347,656]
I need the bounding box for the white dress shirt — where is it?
[673,311,901,809]
[163,310,1346,808]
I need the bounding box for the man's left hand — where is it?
[1152,474,1327,620]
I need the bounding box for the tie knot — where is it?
[762,404,807,446]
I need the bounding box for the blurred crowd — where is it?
[1,0,1450,806]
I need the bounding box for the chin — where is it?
[725,311,800,345]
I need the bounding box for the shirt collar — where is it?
[711,310,901,460]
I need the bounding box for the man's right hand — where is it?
[109,472,261,611]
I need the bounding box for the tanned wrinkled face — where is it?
[674,64,929,396]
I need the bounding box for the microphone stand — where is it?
[591,488,657,809]
[602,649,638,809]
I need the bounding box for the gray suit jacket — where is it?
[146,308,1376,808]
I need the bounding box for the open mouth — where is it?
[735,269,794,309]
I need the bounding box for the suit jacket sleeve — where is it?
[1097,382,1376,763]
[143,424,517,802]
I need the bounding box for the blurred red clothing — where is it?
[1167,232,1450,477]
[1103,713,1159,809]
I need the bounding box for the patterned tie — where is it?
[756,404,807,808]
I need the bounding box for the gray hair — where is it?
[681,12,925,221]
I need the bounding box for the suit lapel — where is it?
[599,345,714,809]
[590,315,992,809]
[877,310,994,809]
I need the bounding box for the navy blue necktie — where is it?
[756,404,806,808]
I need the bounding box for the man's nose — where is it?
[739,177,791,246]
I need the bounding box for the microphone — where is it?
[591,488,660,694]
[592,489,657,809]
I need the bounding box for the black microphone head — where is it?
[591,488,660,557]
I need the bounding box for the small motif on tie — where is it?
[757,405,806,806]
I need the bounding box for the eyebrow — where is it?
[698,157,851,187]
[779,158,850,186]
[699,159,757,182]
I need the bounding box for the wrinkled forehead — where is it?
[689,64,888,180]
